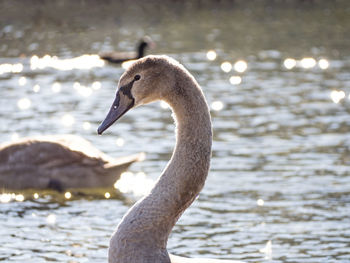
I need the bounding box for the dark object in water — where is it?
[0,135,143,190]
[100,36,155,64]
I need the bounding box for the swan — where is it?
[98,55,244,263]
[0,135,142,191]
[100,36,155,64]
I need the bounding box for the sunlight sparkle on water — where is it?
[283,58,297,70]
[234,60,248,73]
[0,63,23,75]
[229,76,242,85]
[64,192,72,199]
[114,172,154,197]
[33,84,40,92]
[318,59,329,70]
[83,122,91,130]
[52,82,61,93]
[11,133,19,141]
[18,76,27,86]
[220,62,232,73]
[15,194,24,202]
[330,90,345,103]
[300,57,316,69]
[30,54,104,71]
[47,214,56,224]
[257,199,265,206]
[17,98,31,110]
[122,60,136,69]
[92,81,101,90]
[0,193,12,203]
[206,50,217,61]
[211,101,224,111]
[61,114,75,127]
[104,192,111,199]
[260,240,272,260]
[116,138,125,147]
[33,193,39,199]
[0,193,24,203]
[74,82,93,97]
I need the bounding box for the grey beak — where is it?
[97,90,135,135]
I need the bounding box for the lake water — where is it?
[1,1,350,262]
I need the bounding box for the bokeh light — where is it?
[64,192,72,199]
[46,214,56,224]
[17,98,31,110]
[283,58,297,69]
[318,59,329,69]
[206,50,217,61]
[116,138,125,147]
[18,76,27,86]
[300,57,316,69]
[33,84,40,92]
[61,114,75,127]
[52,82,61,93]
[229,76,242,85]
[211,101,224,111]
[83,121,91,130]
[114,171,154,197]
[221,62,232,73]
[330,90,345,103]
[30,54,104,71]
[234,60,248,73]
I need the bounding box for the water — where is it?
[1,1,350,262]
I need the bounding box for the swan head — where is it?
[98,55,182,134]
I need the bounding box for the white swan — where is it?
[98,55,244,263]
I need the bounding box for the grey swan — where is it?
[0,135,142,191]
[100,36,155,64]
[98,56,244,263]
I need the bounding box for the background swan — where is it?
[99,36,155,64]
[0,135,142,191]
[98,55,244,263]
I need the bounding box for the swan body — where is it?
[100,36,154,64]
[98,55,244,263]
[0,135,142,190]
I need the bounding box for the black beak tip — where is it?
[97,126,104,135]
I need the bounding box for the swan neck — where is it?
[109,69,212,263]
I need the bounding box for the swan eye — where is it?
[134,74,141,81]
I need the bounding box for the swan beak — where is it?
[97,90,134,135]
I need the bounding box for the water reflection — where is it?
[330,90,346,103]
[229,75,242,85]
[83,121,91,130]
[318,58,329,69]
[0,63,23,74]
[17,97,31,110]
[300,57,316,69]
[51,82,61,93]
[18,76,26,86]
[283,58,297,69]
[64,192,72,199]
[206,50,217,61]
[220,61,232,73]
[114,171,154,197]
[233,60,247,73]
[46,214,56,225]
[30,54,104,71]
[33,84,40,92]
[211,101,224,111]
[61,114,75,127]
